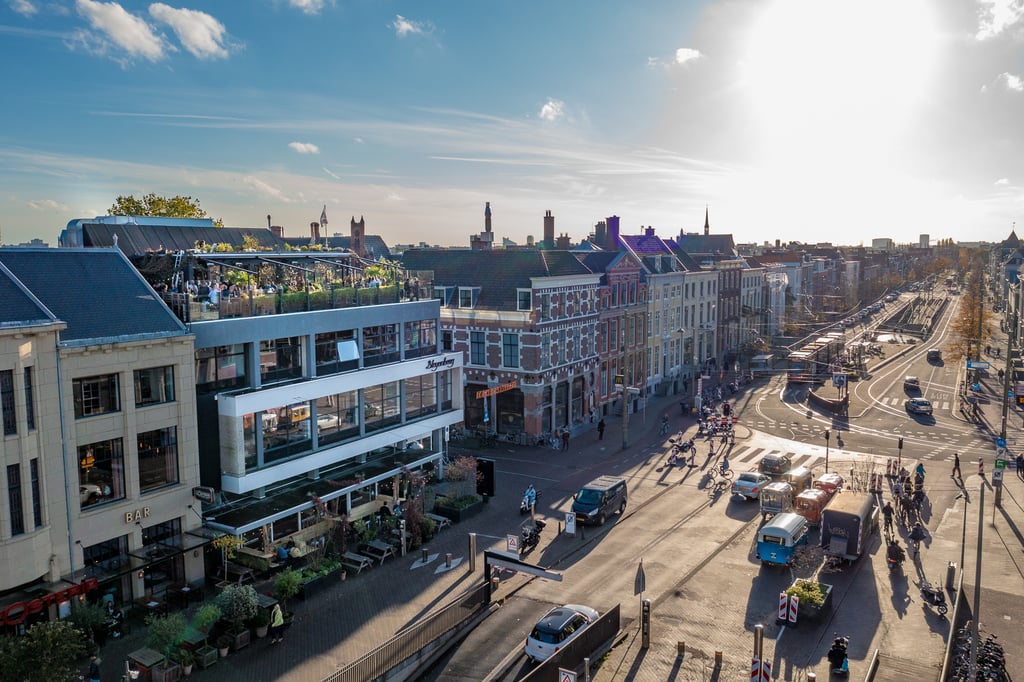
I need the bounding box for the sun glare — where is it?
[740,0,939,186]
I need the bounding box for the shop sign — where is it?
[425,357,455,372]
[192,486,215,504]
[1,578,99,625]
[124,507,151,524]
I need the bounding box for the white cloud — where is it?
[148,3,230,60]
[289,0,324,16]
[975,0,1024,40]
[9,0,37,17]
[1000,72,1024,91]
[995,178,1010,185]
[538,98,565,122]
[392,14,427,37]
[27,198,69,211]
[73,0,168,62]
[353,137,364,144]
[674,47,702,65]
[243,176,291,202]
[323,167,341,180]
[289,141,320,154]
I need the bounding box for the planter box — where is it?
[194,645,218,669]
[788,581,833,623]
[433,498,483,524]
[231,627,251,651]
[299,567,342,600]
[151,663,182,682]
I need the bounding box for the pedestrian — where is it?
[561,428,570,452]
[951,452,961,480]
[1017,453,1024,481]
[86,653,101,682]
[270,602,285,644]
[597,419,605,440]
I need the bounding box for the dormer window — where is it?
[517,289,532,311]
[435,286,454,306]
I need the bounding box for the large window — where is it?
[314,390,360,448]
[404,320,437,359]
[363,324,399,367]
[78,438,125,509]
[502,333,519,368]
[314,330,358,376]
[195,344,247,393]
[29,458,41,529]
[138,427,178,493]
[405,374,437,419]
[470,331,486,365]
[260,336,303,383]
[7,464,23,536]
[262,403,312,464]
[83,535,129,580]
[517,290,532,311]
[364,382,401,433]
[23,368,35,431]
[134,366,175,407]
[0,370,14,435]
[73,374,120,419]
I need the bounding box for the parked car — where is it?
[758,453,792,478]
[524,604,599,662]
[732,471,771,500]
[903,376,920,392]
[905,398,933,415]
[571,476,627,526]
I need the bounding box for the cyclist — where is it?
[660,413,670,435]
[909,521,926,554]
[882,500,894,537]
[721,454,730,473]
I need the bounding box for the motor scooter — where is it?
[886,540,905,572]
[920,579,948,615]
[519,489,540,514]
[520,518,546,552]
[827,635,849,676]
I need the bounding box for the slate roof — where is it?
[0,262,54,328]
[675,233,737,256]
[80,222,286,255]
[0,248,187,345]
[401,249,595,309]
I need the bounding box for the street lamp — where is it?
[824,429,830,473]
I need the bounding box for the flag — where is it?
[320,205,328,227]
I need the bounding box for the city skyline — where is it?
[1,0,1022,247]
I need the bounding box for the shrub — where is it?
[274,568,303,611]
[215,585,259,632]
[145,612,188,667]
[435,494,481,511]
[786,579,827,607]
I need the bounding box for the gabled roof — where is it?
[0,262,54,328]
[0,248,187,345]
[676,233,737,256]
[1001,230,1020,250]
[401,249,595,309]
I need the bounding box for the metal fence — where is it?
[324,581,488,682]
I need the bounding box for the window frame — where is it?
[73,374,121,419]
[134,366,176,408]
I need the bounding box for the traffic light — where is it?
[723,403,731,417]
[898,438,904,450]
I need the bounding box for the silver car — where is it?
[732,471,771,500]
[905,398,933,415]
[524,604,599,662]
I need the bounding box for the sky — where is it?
[1,0,1023,248]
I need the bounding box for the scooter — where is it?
[827,635,849,676]
[520,518,546,552]
[920,579,948,615]
[886,541,905,571]
[519,489,540,515]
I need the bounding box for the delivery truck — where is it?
[820,491,877,561]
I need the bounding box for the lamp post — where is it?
[824,429,830,473]
[955,492,968,585]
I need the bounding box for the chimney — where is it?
[606,215,620,250]
[594,221,607,246]
[704,206,710,236]
[543,210,555,247]
[310,222,320,242]
[775,239,781,248]
[267,214,271,229]
[556,233,571,249]
[484,202,492,234]
[644,226,655,237]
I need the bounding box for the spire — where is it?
[704,205,710,236]
[320,205,328,227]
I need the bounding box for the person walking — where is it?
[269,602,285,644]
[951,452,961,480]
[597,418,605,440]
[561,429,570,452]
[1017,453,1024,481]
[86,653,101,682]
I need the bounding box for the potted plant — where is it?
[68,600,107,649]
[248,610,270,639]
[214,584,258,651]
[190,603,221,669]
[175,648,194,677]
[211,535,245,582]
[785,578,834,622]
[145,612,188,682]
[215,634,231,658]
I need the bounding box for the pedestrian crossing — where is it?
[877,396,952,410]
[718,442,958,472]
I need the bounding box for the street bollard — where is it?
[807,673,816,681]
[421,548,428,564]
[490,574,499,593]
[714,651,722,668]
[946,561,957,590]
[445,552,452,568]
[677,641,686,658]
[641,599,651,649]
[468,533,476,572]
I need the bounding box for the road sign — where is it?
[993,468,1004,482]
[506,534,519,553]
[996,437,1007,448]
[997,447,1006,457]
[967,360,991,370]
[565,512,576,536]
[558,670,577,682]
[995,459,1006,469]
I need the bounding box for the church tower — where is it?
[350,216,367,257]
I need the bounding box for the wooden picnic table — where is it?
[362,540,395,565]
[341,551,373,574]
[425,513,452,531]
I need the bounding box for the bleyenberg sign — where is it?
[425,357,456,372]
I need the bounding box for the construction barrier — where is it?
[751,658,760,681]
[777,593,788,622]
[887,458,897,476]
[979,458,985,477]
[787,594,799,624]
[760,659,772,681]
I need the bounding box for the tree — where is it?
[0,620,87,682]
[108,193,223,226]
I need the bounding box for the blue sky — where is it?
[1,0,1023,247]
